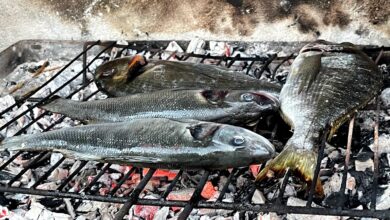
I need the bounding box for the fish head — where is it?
[300,40,360,54]
[210,124,275,165]
[95,56,147,94]
[222,90,280,124]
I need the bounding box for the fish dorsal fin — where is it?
[201,90,229,105]
[296,52,322,94]
[188,123,220,141]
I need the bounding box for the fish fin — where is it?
[187,123,220,141]
[0,136,25,152]
[40,96,78,116]
[255,144,324,197]
[201,90,229,105]
[296,53,322,94]
[126,55,148,82]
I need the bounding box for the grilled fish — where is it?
[94,55,281,97]
[256,41,383,195]
[0,118,275,169]
[41,89,279,125]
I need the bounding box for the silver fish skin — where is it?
[256,40,383,195]
[0,118,275,169]
[94,56,282,98]
[41,89,279,125]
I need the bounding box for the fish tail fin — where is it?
[0,135,25,152]
[40,96,74,114]
[256,141,324,197]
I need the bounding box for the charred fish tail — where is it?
[255,141,324,197]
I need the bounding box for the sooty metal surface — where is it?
[0,40,389,219]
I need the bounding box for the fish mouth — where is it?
[250,91,280,109]
[300,40,358,54]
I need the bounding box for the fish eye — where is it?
[101,68,116,77]
[232,136,245,146]
[241,93,254,102]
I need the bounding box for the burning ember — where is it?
[0,39,389,219]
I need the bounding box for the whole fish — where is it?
[94,55,281,97]
[256,41,383,195]
[0,118,275,169]
[41,89,279,125]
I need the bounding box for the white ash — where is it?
[323,173,356,197]
[251,189,266,204]
[286,197,340,220]
[380,88,390,108]
[257,212,283,220]
[355,158,374,172]
[369,184,390,210]
[369,133,390,154]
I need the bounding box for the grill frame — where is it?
[0,40,389,219]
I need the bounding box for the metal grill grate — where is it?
[0,40,389,219]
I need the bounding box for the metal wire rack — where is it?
[0,40,389,219]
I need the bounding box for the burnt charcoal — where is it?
[323,192,347,208]
[0,193,18,209]
[355,151,374,161]
[38,198,67,212]
[234,180,256,203]
[349,170,377,205]
[0,171,15,180]
[21,152,39,160]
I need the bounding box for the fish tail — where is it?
[41,97,75,114]
[255,141,324,197]
[0,135,26,151]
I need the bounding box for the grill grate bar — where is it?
[0,41,101,118]
[0,42,115,132]
[245,60,256,75]
[32,156,65,188]
[216,168,237,202]
[0,41,389,219]
[226,54,240,68]
[11,80,96,137]
[161,170,183,200]
[370,49,384,210]
[276,168,291,204]
[57,161,88,191]
[7,152,50,186]
[370,97,381,210]
[0,151,22,170]
[0,89,99,177]
[115,168,156,220]
[306,124,330,207]
[178,170,210,220]
[1,186,390,218]
[109,167,137,196]
[272,53,294,80]
[83,163,112,194]
[339,116,355,208]
[256,54,277,79]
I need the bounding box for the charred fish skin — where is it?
[256,40,383,195]
[41,89,279,125]
[94,55,281,97]
[0,118,275,169]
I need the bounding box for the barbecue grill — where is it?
[0,40,389,219]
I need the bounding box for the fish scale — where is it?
[94,56,281,97]
[0,118,275,169]
[42,89,279,125]
[256,41,383,196]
